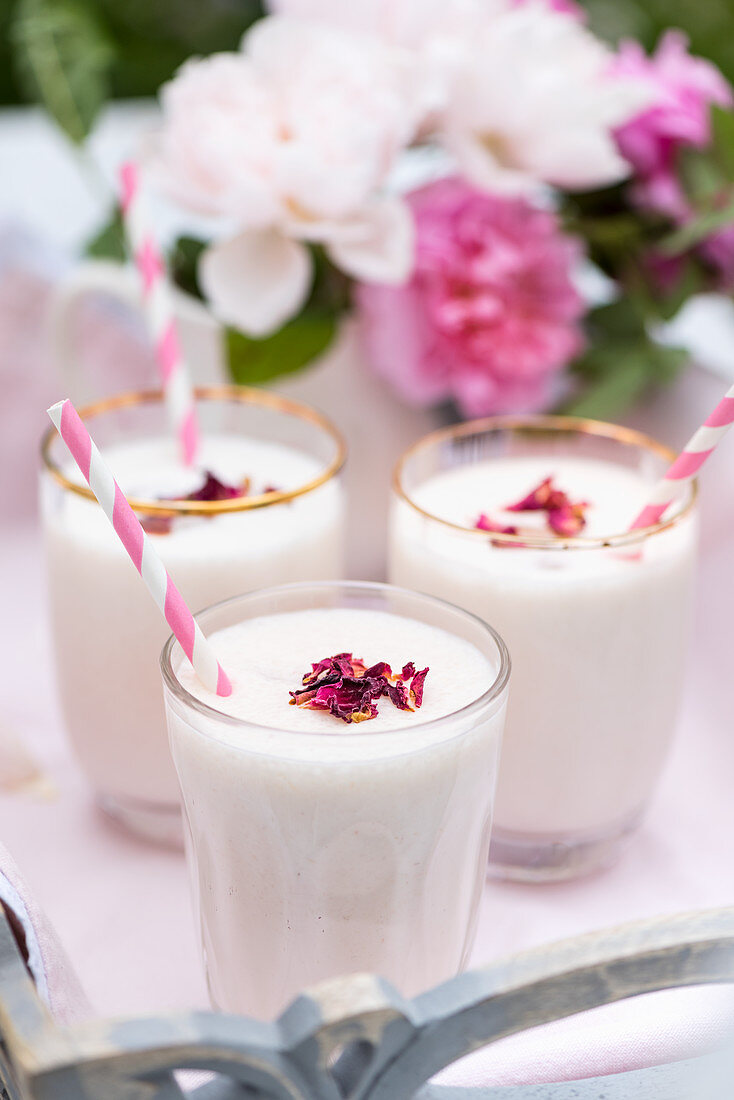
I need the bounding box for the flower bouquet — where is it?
[91,0,734,423]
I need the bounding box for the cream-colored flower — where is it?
[153,16,419,334]
[440,2,651,193]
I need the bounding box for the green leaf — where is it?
[657,267,704,322]
[221,244,351,386]
[647,342,688,384]
[585,298,647,341]
[562,350,652,420]
[563,323,688,420]
[306,244,352,316]
[170,237,207,301]
[11,0,114,144]
[568,213,646,251]
[711,105,734,179]
[226,313,338,387]
[84,206,126,261]
[678,146,727,205]
[621,254,705,323]
[659,197,734,255]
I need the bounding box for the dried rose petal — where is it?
[501,476,589,539]
[184,472,248,502]
[288,685,318,706]
[474,514,525,548]
[140,514,174,536]
[409,667,429,708]
[384,679,411,711]
[303,653,357,687]
[306,676,386,723]
[475,513,519,536]
[548,501,588,537]
[505,477,566,513]
[141,470,253,534]
[363,661,393,680]
[290,654,430,724]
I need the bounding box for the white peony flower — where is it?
[153,16,419,335]
[265,0,499,52]
[439,2,651,194]
[152,3,650,334]
[266,0,509,122]
[154,53,281,227]
[268,0,651,194]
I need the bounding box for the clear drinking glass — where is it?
[161,581,510,1019]
[41,386,346,845]
[390,416,698,881]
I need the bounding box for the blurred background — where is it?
[2,0,734,126]
[3,0,734,551]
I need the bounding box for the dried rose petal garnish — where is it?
[184,472,250,502]
[473,513,525,548]
[475,513,519,536]
[503,476,590,538]
[138,515,176,536]
[290,653,430,724]
[409,666,429,708]
[505,476,568,513]
[547,501,588,537]
[140,471,275,535]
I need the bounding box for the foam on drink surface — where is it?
[396,455,693,589]
[61,433,322,500]
[411,455,658,539]
[176,607,494,734]
[55,434,339,560]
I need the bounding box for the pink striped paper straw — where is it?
[630,380,734,530]
[47,399,231,697]
[119,161,200,466]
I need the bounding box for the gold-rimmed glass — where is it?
[40,386,346,846]
[390,415,698,881]
[393,414,696,548]
[41,385,346,515]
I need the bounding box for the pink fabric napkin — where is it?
[439,983,734,1087]
[0,840,90,1024]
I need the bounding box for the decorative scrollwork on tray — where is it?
[0,905,732,1100]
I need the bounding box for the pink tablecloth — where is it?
[1,460,733,1085]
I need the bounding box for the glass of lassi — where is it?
[390,416,698,881]
[41,387,346,845]
[161,580,510,1019]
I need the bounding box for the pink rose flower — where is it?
[357,178,585,417]
[613,31,732,211]
[513,0,585,18]
[701,225,734,287]
[613,32,734,288]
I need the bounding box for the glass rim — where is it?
[392,414,698,550]
[160,580,511,738]
[40,385,347,516]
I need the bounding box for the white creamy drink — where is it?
[391,434,697,879]
[42,398,344,842]
[163,590,509,1019]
